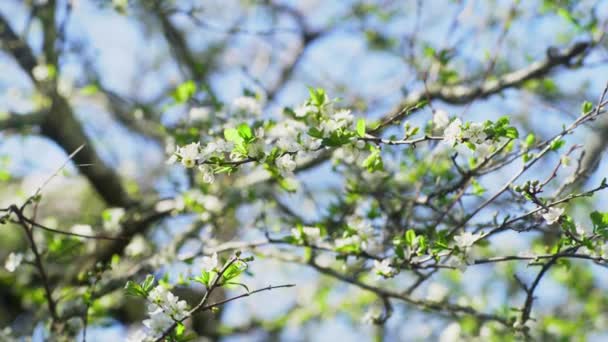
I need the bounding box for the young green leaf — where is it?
[356,118,366,137]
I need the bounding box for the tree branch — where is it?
[0,111,45,131]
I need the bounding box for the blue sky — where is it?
[2,0,608,340]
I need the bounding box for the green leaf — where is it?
[224,128,243,144]
[124,277,154,298]
[405,229,416,247]
[278,177,298,192]
[0,170,10,182]
[173,80,197,103]
[222,263,246,282]
[193,271,212,287]
[395,245,405,259]
[590,211,608,235]
[471,178,486,196]
[497,116,510,126]
[141,274,155,292]
[557,7,581,29]
[549,139,565,151]
[80,84,99,96]
[124,281,144,297]
[237,123,253,141]
[322,131,355,147]
[356,118,366,137]
[308,127,324,139]
[225,281,250,293]
[176,323,186,337]
[581,101,593,114]
[505,127,519,139]
[308,87,327,107]
[418,235,427,251]
[524,133,535,148]
[361,147,384,173]
[464,141,476,151]
[423,45,436,58]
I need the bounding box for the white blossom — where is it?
[189,107,211,122]
[443,119,462,145]
[71,224,93,236]
[475,142,492,159]
[333,145,361,164]
[433,109,450,130]
[333,109,354,123]
[214,140,234,153]
[255,127,265,138]
[147,286,188,321]
[166,154,178,165]
[439,322,463,342]
[32,64,51,81]
[125,234,147,257]
[294,104,315,117]
[300,135,322,151]
[161,293,188,320]
[277,136,301,153]
[362,307,382,324]
[373,259,396,278]
[600,243,608,258]
[272,119,307,137]
[198,164,215,184]
[248,141,266,159]
[276,154,296,175]
[71,224,95,252]
[346,216,374,238]
[231,96,262,116]
[142,309,173,337]
[147,286,169,305]
[320,119,342,137]
[177,142,201,168]
[453,231,483,249]
[202,195,223,213]
[292,226,322,243]
[319,109,354,137]
[201,253,218,272]
[126,329,150,342]
[542,207,564,225]
[57,75,74,96]
[462,122,487,144]
[4,252,23,272]
[103,208,125,232]
[334,235,362,249]
[447,257,467,272]
[302,226,321,240]
[575,223,587,238]
[426,282,449,302]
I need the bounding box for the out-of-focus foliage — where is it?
[1,0,608,341]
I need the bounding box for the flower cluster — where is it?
[231,96,262,117]
[453,231,484,250]
[167,140,234,183]
[4,252,23,273]
[373,259,396,278]
[166,89,372,186]
[319,109,354,137]
[441,115,517,160]
[140,286,189,339]
[334,215,376,253]
[291,226,322,244]
[542,207,564,225]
